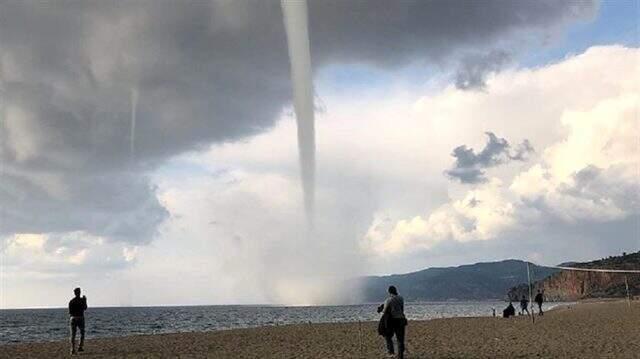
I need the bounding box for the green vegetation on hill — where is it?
[360,260,558,302]
[577,251,640,270]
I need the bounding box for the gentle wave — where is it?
[0,301,565,344]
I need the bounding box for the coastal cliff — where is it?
[509,252,640,301]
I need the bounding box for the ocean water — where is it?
[0,301,563,344]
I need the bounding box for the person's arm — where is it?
[82,295,87,310]
[381,297,391,314]
[68,300,72,315]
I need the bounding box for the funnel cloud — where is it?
[281,0,316,226]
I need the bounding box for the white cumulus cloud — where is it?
[362,46,639,257]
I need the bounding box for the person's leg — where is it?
[395,321,406,359]
[78,318,85,351]
[385,334,395,354]
[70,318,77,354]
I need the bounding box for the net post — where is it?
[625,275,631,310]
[527,262,535,324]
[358,319,363,358]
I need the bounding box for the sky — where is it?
[1,0,639,308]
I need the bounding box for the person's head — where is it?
[537,290,541,293]
[522,295,525,299]
[74,287,81,297]
[388,286,398,295]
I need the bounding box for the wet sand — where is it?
[2,301,638,358]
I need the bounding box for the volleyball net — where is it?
[519,261,640,322]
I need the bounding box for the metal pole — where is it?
[625,275,631,310]
[527,262,534,323]
[358,319,363,358]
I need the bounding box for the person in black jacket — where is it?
[69,287,88,355]
[520,295,530,316]
[378,286,407,359]
[534,290,544,316]
[503,301,515,318]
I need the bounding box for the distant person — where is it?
[520,295,529,316]
[503,301,515,318]
[69,287,88,355]
[534,290,544,316]
[379,286,407,359]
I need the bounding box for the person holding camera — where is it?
[68,287,88,355]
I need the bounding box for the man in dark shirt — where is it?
[380,286,407,359]
[534,290,544,316]
[520,295,530,316]
[69,287,88,354]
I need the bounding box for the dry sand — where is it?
[2,301,638,358]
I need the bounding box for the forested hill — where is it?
[360,260,557,302]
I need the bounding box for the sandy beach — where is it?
[2,301,638,358]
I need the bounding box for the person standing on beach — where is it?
[534,290,544,316]
[503,301,515,318]
[69,287,88,355]
[381,286,407,359]
[520,295,529,316]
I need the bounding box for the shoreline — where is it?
[1,300,571,346]
[0,298,581,311]
[2,301,637,358]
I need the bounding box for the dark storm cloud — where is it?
[0,0,595,243]
[308,0,596,67]
[455,50,511,90]
[0,0,289,241]
[559,164,640,215]
[1,170,166,244]
[446,132,534,184]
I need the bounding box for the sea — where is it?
[0,301,567,344]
